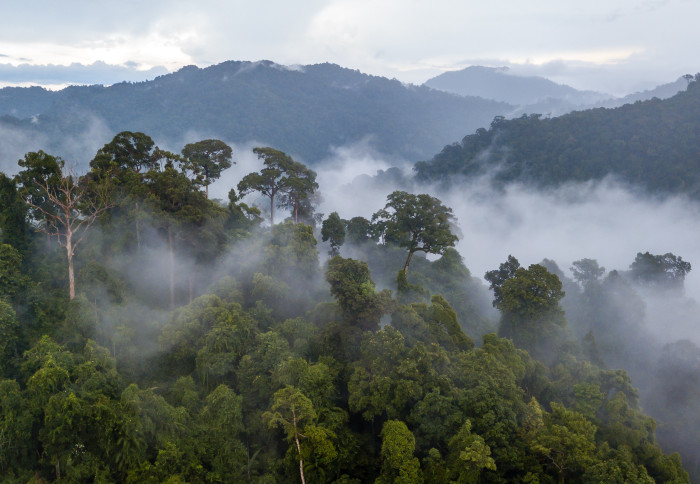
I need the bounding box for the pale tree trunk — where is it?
[292,408,306,484]
[270,196,275,226]
[168,226,175,310]
[66,223,76,300]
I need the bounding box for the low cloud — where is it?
[0,61,168,88]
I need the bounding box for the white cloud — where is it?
[0,0,696,93]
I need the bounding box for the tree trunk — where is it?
[67,233,76,301]
[293,410,306,484]
[168,226,175,310]
[135,202,141,252]
[294,199,298,224]
[270,196,275,225]
[403,251,414,275]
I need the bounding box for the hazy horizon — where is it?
[1,1,699,95]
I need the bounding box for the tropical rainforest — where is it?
[415,74,700,198]
[0,129,696,483]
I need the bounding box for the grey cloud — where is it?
[0,61,168,86]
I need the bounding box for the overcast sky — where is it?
[0,0,697,95]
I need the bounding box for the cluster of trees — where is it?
[0,134,694,482]
[415,74,700,198]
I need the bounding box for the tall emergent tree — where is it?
[372,191,458,274]
[263,386,317,484]
[144,160,219,309]
[90,131,160,175]
[321,212,345,256]
[0,173,29,253]
[181,139,233,198]
[16,152,111,300]
[238,147,316,225]
[326,256,394,330]
[495,263,566,357]
[629,251,691,288]
[484,255,521,307]
[278,160,318,223]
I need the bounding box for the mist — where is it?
[0,111,112,174]
[208,138,700,349]
[308,150,699,298]
[5,127,700,479]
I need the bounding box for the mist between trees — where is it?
[0,131,699,482]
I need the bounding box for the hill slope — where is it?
[415,75,700,197]
[0,61,511,165]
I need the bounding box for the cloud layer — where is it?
[0,1,698,94]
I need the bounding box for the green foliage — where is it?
[372,191,458,273]
[14,150,63,220]
[498,264,564,319]
[484,254,520,308]
[322,212,346,256]
[376,420,422,484]
[90,131,159,176]
[326,256,395,330]
[528,401,597,481]
[629,251,691,287]
[496,264,566,359]
[0,134,693,482]
[264,221,319,281]
[0,174,29,253]
[446,419,497,482]
[394,295,474,353]
[415,79,700,198]
[0,300,20,374]
[345,216,375,244]
[181,139,233,196]
[239,147,317,225]
[0,244,28,302]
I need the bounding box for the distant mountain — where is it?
[423,66,690,117]
[415,75,700,197]
[0,61,512,166]
[424,66,609,109]
[601,76,690,107]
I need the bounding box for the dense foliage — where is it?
[415,75,700,197]
[0,133,695,482]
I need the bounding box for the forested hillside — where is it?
[0,132,695,482]
[0,61,511,165]
[415,75,700,197]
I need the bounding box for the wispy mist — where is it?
[288,145,700,348]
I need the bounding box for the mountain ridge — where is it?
[415,75,700,197]
[0,60,512,167]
